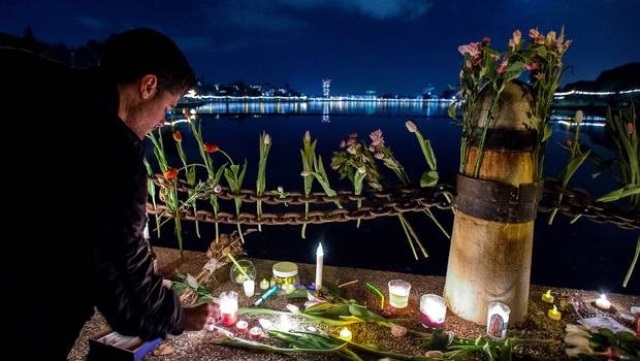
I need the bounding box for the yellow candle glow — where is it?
[339,327,353,341]
[541,290,554,303]
[548,305,562,321]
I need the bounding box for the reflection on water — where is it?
[195,100,452,120]
[152,102,638,295]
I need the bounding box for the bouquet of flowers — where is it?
[451,27,571,180]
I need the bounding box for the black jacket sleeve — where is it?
[90,118,184,340]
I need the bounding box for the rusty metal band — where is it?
[454,174,544,223]
[470,129,538,151]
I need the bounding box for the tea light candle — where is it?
[541,290,554,303]
[315,243,324,292]
[419,294,447,328]
[595,294,611,311]
[486,301,511,339]
[249,326,263,339]
[339,327,352,341]
[548,305,562,321]
[219,291,239,326]
[259,278,270,290]
[235,320,249,333]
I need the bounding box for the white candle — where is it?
[315,243,323,292]
[243,279,255,297]
[595,294,611,311]
[220,291,239,326]
[388,279,411,308]
[486,301,511,339]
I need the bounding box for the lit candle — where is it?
[249,326,262,339]
[235,320,249,333]
[243,279,255,297]
[277,314,297,331]
[486,301,511,340]
[219,291,239,326]
[595,294,611,311]
[541,290,554,303]
[388,279,411,309]
[548,305,562,321]
[339,327,353,341]
[315,243,324,292]
[259,278,270,290]
[419,294,447,328]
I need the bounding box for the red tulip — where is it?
[163,168,178,180]
[173,130,183,142]
[203,142,219,153]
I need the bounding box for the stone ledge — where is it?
[68,247,639,360]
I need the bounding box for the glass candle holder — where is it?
[486,301,511,339]
[388,279,411,309]
[219,291,239,326]
[230,259,257,284]
[419,294,447,328]
[243,279,255,297]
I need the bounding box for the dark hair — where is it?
[100,28,196,95]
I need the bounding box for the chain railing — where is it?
[146,176,639,230]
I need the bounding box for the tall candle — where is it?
[315,243,324,292]
[219,291,239,326]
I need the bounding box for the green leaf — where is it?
[304,302,350,317]
[542,123,552,142]
[560,150,591,187]
[597,185,640,203]
[420,170,439,187]
[448,102,458,120]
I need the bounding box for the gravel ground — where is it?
[67,248,639,361]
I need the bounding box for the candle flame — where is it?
[339,327,352,340]
[317,243,324,256]
[544,290,551,296]
[599,294,608,301]
[552,305,558,312]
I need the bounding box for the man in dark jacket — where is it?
[3,28,218,360]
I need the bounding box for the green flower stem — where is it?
[256,132,272,232]
[422,209,450,239]
[238,308,366,327]
[364,282,385,309]
[398,214,418,261]
[623,233,640,288]
[227,254,251,280]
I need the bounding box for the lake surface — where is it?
[147,101,639,295]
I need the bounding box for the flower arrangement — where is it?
[330,128,447,259]
[450,27,571,180]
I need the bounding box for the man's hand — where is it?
[183,302,220,331]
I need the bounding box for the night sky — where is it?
[1,0,638,96]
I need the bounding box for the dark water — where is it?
[147,101,639,295]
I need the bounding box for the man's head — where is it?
[100,28,196,138]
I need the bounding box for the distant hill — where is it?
[562,62,640,92]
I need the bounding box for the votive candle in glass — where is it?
[486,301,511,339]
[219,291,239,326]
[243,279,255,297]
[388,279,411,308]
[419,294,447,328]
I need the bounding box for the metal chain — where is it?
[149,176,639,230]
